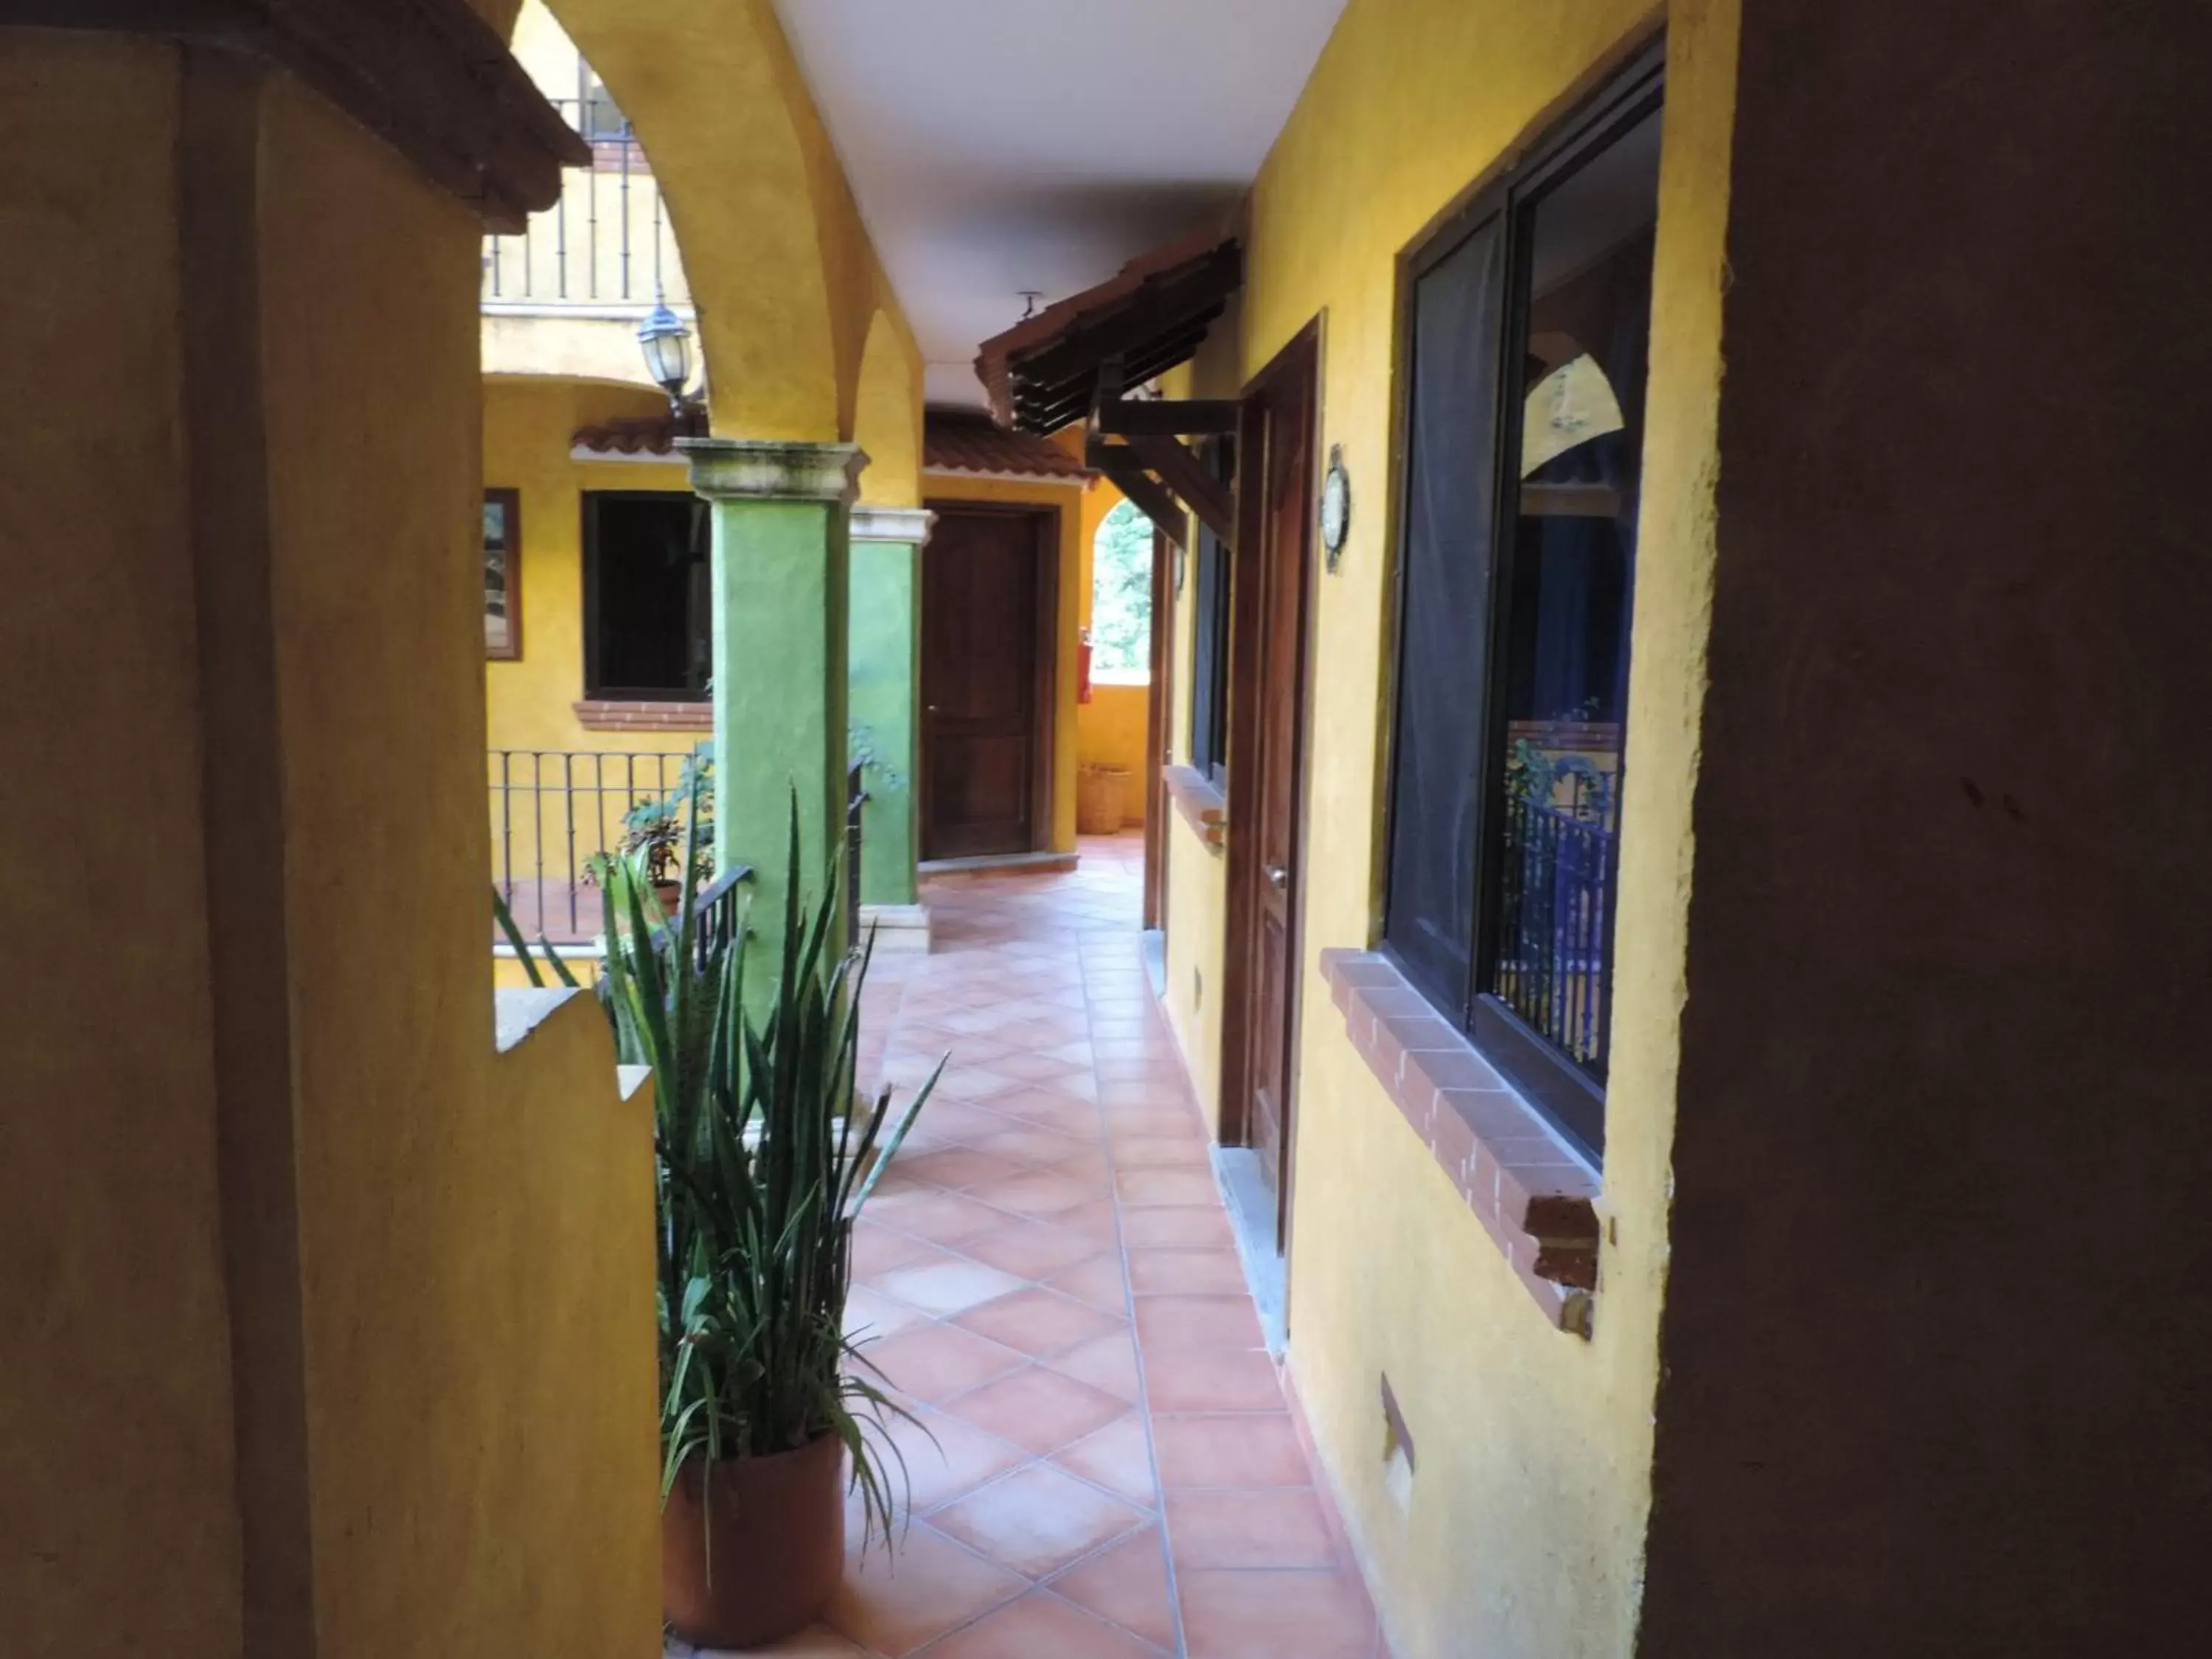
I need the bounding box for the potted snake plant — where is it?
[599,789,936,1648]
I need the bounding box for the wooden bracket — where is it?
[1124,434,1236,546]
[1086,439,1190,553]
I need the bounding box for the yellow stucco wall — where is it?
[481,378,704,895]
[259,75,660,1659]
[922,473,1096,854]
[855,308,926,508]
[1071,474,1150,827]
[0,35,241,1658]
[532,0,918,455]
[1149,4,1742,1656]
[1076,686,1150,827]
[483,375,704,756]
[3,32,657,1658]
[1152,349,1234,1130]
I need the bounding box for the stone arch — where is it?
[524,0,843,441]
[852,307,925,507]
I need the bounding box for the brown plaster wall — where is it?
[1641,5,2212,1652]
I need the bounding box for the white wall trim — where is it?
[851,507,937,545]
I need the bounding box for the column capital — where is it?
[678,438,868,505]
[849,506,937,546]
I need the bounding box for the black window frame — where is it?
[1187,434,1235,784]
[580,490,712,703]
[1378,42,1664,1164]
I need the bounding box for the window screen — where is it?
[1381,214,1508,1015]
[1379,57,1663,1163]
[584,493,711,699]
[1189,436,1235,781]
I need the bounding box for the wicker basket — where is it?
[1077,764,1131,834]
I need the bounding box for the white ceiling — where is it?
[771,0,1349,408]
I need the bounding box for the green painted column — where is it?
[682,438,865,981]
[847,507,933,938]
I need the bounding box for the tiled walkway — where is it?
[675,835,1382,1658]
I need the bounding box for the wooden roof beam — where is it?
[1097,398,1241,437]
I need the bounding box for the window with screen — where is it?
[1380,56,1661,1161]
[582,492,712,700]
[1188,434,1235,782]
[484,488,521,660]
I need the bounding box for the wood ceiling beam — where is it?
[1010,321,1218,432]
[1006,252,1239,388]
[1096,398,1241,437]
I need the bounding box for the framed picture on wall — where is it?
[484,487,521,659]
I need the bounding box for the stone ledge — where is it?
[493,987,580,1055]
[858,902,931,953]
[1163,763,1227,851]
[574,699,710,732]
[1320,948,1600,1338]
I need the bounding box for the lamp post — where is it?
[637,300,695,416]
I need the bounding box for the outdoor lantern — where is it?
[637,302,694,413]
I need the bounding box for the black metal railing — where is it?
[846,761,868,953]
[490,748,695,944]
[480,97,687,307]
[1494,790,1618,1081]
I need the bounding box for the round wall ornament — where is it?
[1320,443,1351,570]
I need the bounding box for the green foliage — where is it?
[848,721,907,795]
[499,777,938,1556]
[1090,499,1155,673]
[490,886,581,990]
[620,742,716,887]
[610,782,937,1555]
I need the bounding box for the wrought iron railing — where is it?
[1494,788,1618,1081]
[846,761,868,952]
[490,748,694,944]
[491,749,867,956]
[480,99,689,308]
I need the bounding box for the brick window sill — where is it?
[574,700,710,733]
[1319,948,1601,1338]
[1163,762,1226,851]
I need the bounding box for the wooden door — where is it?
[1225,327,1319,1245]
[920,507,1054,860]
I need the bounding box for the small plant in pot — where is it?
[616,743,716,916]
[596,785,938,1649]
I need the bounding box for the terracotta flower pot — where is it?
[661,1434,846,1649]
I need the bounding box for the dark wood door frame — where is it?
[1218,321,1322,1253]
[1143,525,1175,929]
[919,500,1061,859]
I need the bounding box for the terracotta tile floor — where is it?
[672,835,1383,1658]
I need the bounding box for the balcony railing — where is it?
[491,748,694,944]
[1494,779,1618,1082]
[480,103,689,309]
[492,749,870,954]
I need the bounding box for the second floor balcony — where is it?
[481,102,689,316]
